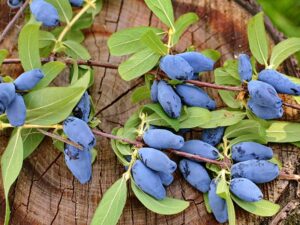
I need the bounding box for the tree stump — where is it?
[0,0,299,224]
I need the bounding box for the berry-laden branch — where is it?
[0,0,30,44]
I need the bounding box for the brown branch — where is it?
[283,102,300,111]
[279,171,300,181]
[186,80,245,91]
[0,0,30,44]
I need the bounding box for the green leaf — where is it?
[247,12,269,65]
[141,30,168,55]
[18,23,41,71]
[108,27,163,56]
[118,48,160,81]
[63,40,91,60]
[269,157,282,170]
[39,31,56,48]
[270,37,300,69]
[179,107,211,129]
[201,110,246,129]
[22,128,44,159]
[33,62,66,89]
[216,178,228,199]
[124,112,141,129]
[172,13,199,45]
[131,180,189,215]
[231,195,280,217]
[110,128,130,166]
[225,119,266,139]
[218,90,242,109]
[203,193,212,213]
[1,128,23,225]
[0,49,8,66]
[91,148,97,164]
[228,134,267,148]
[131,85,151,103]
[201,49,221,62]
[266,121,300,143]
[90,177,128,225]
[226,194,236,225]
[144,0,175,29]
[143,103,180,131]
[46,0,72,23]
[24,72,90,125]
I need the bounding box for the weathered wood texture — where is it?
[0,0,299,224]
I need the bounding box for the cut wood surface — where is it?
[0,0,299,224]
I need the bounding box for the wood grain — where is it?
[0,0,299,224]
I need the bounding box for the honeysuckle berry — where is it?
[132,160,166,200]
[157,80,182,118]
[7,0,23,8]
[63,117,96,150]
[175,84,216,110]
[69,0,84,7]
[64,144,92,184]
[259,69,300,96]
[179,159,211,192]
[6,94,26,127]
[238,54,252,82]
[231,159,280,184]
[14,69,45,91]
[179,140,220,160]
[73,92,91,122]
[150,80,158,102]
[177,51,215,73]
[157,171,174,186]
[30,0,59,27]
[248,98,283,120]
[159,55,194,80]
[138,147,177,173]
[230,178,263,202]
[143,128,184,150]
[0,83,16,113]
[231,142,273,162]
[201,127,225,146]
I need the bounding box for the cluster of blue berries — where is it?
[0,69,44,126]
[238,54,300,119]
[150,52,216,118]
[63,92,94,184]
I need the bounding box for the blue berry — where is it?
[175,84,216,110]
[30,0,59,27]
[157,171,174,186]
[0,83,16,113]
[231,160,280,184]
[179,140,220,160]
[157,80,182,118]
[232,142,273,162]
[73,92,91,122]
[247,80,282,108]
[14,69,44,91]
[208,179,228,223]
[138,147,177,173]
[259,69,300,96]
[177,52,215,73]
[238,54,252,82]
[69,0,84,7]
[230,178,263,202]
[150,80,158,102]
[248,98,283,120]
[143,128,184,150]
[6,94,26,127]
[179,159,211,192]
[63,117,96,150]
[64,144,92,184]
[7,0,23,8]
[159,55,194,80]
[201,127,225,146]
[132,160,166,200]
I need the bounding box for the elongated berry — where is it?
[73,92,91,122]
[138,147,177,173]
[30,0,59,27]
[248,98,283,120]
[143,128,184,150]
[157,80,182,118]
[14,69,44,91]
[69,0,83,7]
[150,80,158,102]
[132,160,166,200]
[231,159,280,183]
[177,52,215,73]
[64,144,92,184]
[6,94,26,127]
[157,171,174,186]
[201,127,225,146]
[179,159,211,192]
[259,69,300,96]
[208,179,228,223]
[232,142,273,162]
[175,84,216,110]
[63,117,96,150]
[159,55,194,80]
[7,0,23,8]
[0,83,16,112]
[230,178,263,202]
[238,54,252,82]
[179,140,220,160]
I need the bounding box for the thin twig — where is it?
[283,102,300,111]
[0,0,30,44]
[279,171,300,181]
[186,80,245,91]
[36,128,83,150]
